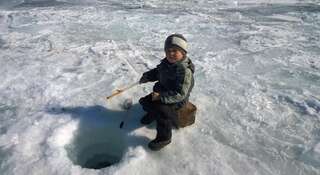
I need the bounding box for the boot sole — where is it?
[148,140,171,151]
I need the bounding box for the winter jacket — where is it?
[141,57,195,108]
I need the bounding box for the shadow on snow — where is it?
[46,103,152,169]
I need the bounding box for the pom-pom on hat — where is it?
[164,34,188,53]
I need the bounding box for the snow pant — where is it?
[139,94,179,141]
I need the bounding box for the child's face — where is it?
[165,47,185,64]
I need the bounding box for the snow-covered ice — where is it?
[0,0,320,174]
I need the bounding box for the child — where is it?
[139,34,195,151]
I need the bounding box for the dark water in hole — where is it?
[84,154,120,169]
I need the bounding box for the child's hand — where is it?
[151,92,160,101]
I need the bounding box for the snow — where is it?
[0,0,320,174]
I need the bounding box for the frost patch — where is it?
[298,143,320,168]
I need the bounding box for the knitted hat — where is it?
[164,34,188,53]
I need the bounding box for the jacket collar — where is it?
[162,57,188,66]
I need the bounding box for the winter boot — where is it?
[148,137,171,151]
[148,118,172,151]
[140,113,155,125]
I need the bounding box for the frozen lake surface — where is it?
[0,0,320,174]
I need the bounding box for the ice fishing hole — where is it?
[65,125,126,169]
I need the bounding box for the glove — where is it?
[139,74,149,84]
[151,92,160,101]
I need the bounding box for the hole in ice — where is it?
[46,104,145,169]
[65,126,126,169]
